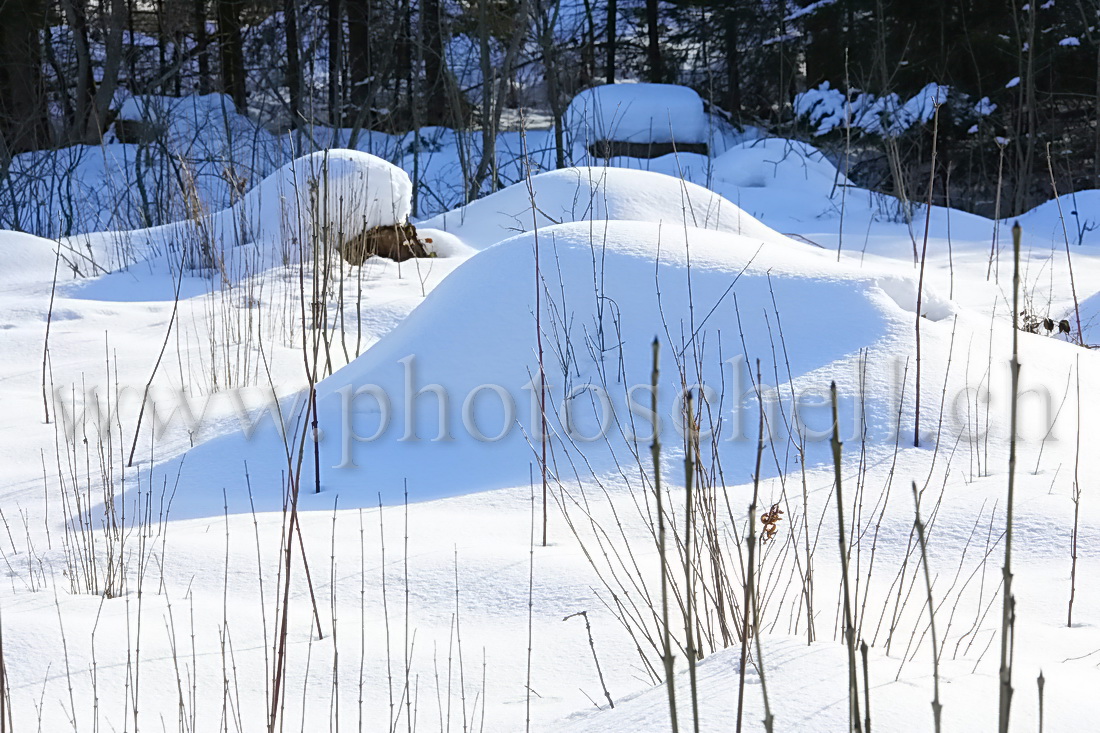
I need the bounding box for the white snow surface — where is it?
[565,83,708,145]
[62,149,413,285]
[5,109,1100,733]
[420,166,783,249]
[712,137,849,190]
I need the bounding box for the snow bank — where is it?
[1014,188,1100,247]
[232,149,413,250]
[419,167,786,250]
[0,231,60,285]
[65,149,413,287]
[114,92,239,126]
[565,83,707,145]
[148,218,895,518]
[712,138,848,190]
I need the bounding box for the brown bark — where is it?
[420,0,449,126]
[285,0,301,126]
[216,0,246,110]
[0,0,50,153]
[606,0,616,83]
[346,0,373,109]
[645,0,663,83]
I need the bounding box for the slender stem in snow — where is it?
[997,222,1022,733]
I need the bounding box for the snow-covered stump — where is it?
[565,83,710,160]
[237,149,417,263]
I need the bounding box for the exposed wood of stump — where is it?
[587,139,709,159]
[112,119,164,144]
[337,221,429,265]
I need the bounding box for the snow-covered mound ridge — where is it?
[712,137,849,190]
[565,83,707,145]
[420,166,786,250]
[232,148,413,249]
[0,230,60,286]
[63,149,413,284]
[146,218,925,519]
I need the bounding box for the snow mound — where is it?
[565,83,707,145]
[114,92,239,126]
[419,167,787,250]
[148,219,895,519]
[0,231,60,285]
[712,138,848,191]
[233,149,413,251]
[1070,290,1100,346]
[65,150,414,290]
[1014,188,1100,247]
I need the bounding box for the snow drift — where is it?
[64,150,415,295]
[146,218,911,518]
[420,166,787,250]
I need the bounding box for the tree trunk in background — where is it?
[0,0,49,154]
[62,0,98,140]
[1095,39,1100,187]
[645,0,662,83]
[421,0,448,125]
[62,0,122,143]
[347,0,372,111]
[476,0,493,195]
[473,0,530,194]
[1014,1,1038,214]
[398,0,413,120]
[606,0,616,83]
[580,0,595,85]
[195,0,210,94]
[328,0,341,124]
[216,0,246,110]
[285,0,302,127]
[536,0,565,168]
[723,7,741,115]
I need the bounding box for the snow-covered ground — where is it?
[1,111,1100,732]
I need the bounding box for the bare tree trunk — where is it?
[1014,2,1038,214]
[723,7,741,114]
[62,0,123,143]
[473,0,532,192]
[216,0,247,110]
[195,0,211,94]
[285,0,302,127]
[536,0,565,168]
[646,0,663,83]
[606,0,616,83]
[1094,38,1100,187]
[475,0,494,195]
[0,0,49,153]
[328,0,341,124]
[581,0,595,85]
[347,0,372,110]
[62,0,98,140]
[421,0,449,125]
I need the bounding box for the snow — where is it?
[4,94,1100,733]
[420,166,784,250]
[793,81,848,134]
[711,137,848,191]
[795,82,946,137]
[146,216,890,519]
[565,83,708,146]
[975,96,998,115]
[63,149,414,282]
[0,230,60,285]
